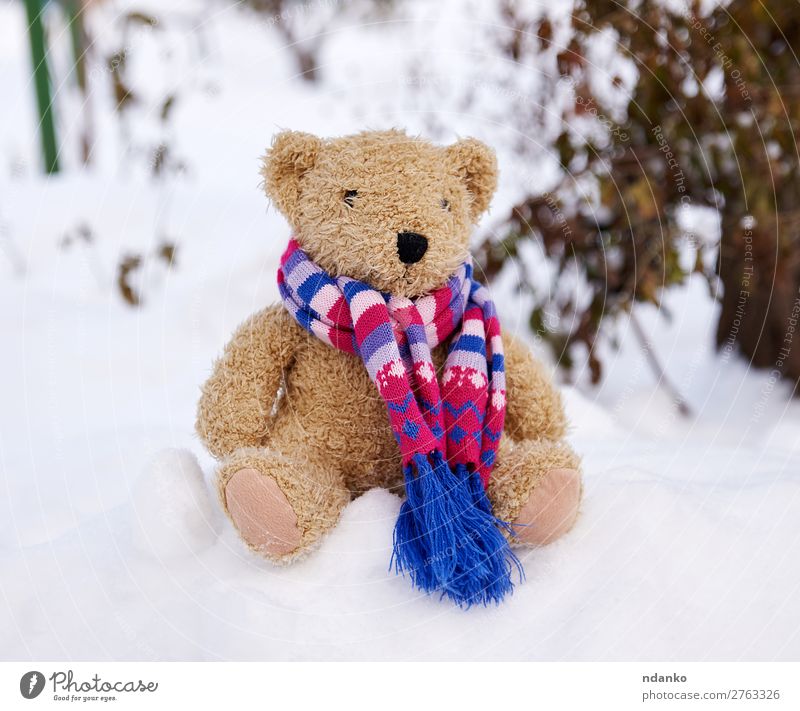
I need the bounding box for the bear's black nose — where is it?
[397,232,428,264]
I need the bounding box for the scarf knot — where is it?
[278,238,521,606]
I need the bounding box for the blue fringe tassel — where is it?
[391,451,524,607]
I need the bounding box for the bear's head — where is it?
[261,129,497,297]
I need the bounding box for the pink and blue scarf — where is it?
[278,238,521,605]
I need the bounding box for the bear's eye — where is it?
[343,189,358,207]
[440,198,451,212]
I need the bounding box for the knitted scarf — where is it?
[278,238,521,606]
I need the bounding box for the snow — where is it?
[2,0,799,661]
[4,430,798,661]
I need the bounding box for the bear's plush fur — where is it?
[196,129,582,563]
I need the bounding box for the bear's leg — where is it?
[486,438,582,546]
[216,447,351,562]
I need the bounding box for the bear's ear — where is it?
[445,138,498,221]
[261,130,322,223]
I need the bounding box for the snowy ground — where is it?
[2,0,799,660]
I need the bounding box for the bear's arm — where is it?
[196,304,304,459]
[501,332,568,442]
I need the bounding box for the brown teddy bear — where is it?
[196,129,581,605]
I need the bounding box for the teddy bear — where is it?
[196,129,581,605]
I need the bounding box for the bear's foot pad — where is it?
[512,468,581,546]
[225,468,302,556]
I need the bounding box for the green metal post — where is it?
[23,0,60,174]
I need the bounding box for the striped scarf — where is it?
[278,238,521,606]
